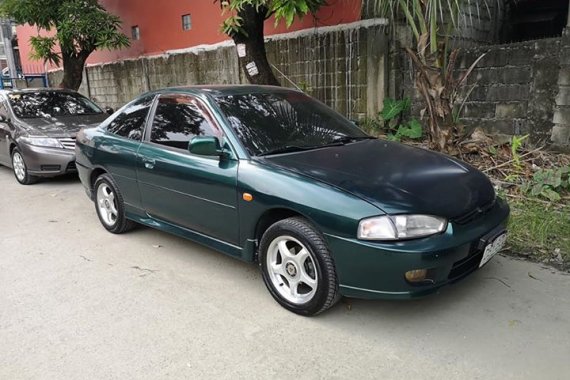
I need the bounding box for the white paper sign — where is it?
[246,62,259,76]
[237,44,246,57]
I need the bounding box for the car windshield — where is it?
[214,91,369,156]
[8,91,103,118]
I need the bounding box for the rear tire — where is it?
[259,217,340,316]
[94,173,135,234]
[11,148,37,185]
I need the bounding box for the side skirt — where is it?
[126,209,250,262]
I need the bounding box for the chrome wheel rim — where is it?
[96,183,118,227]
[12,152,26,181]
[266,236,318,304]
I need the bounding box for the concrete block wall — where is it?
[400,37,561,145]
[552,29,570,148]
[48,19,389,120]
[266,22,388,119]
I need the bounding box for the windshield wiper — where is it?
[326,135,375,146]
[258,137,375,156]
[257,146,313,156]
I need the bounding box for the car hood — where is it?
[18,114,108,137]
[262,139,495,220]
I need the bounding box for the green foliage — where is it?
[1,0,129,65]
[522,166,570,202]
[510,134,529,168]
[508,201,570,267]
[219,0,325,36]
[380,97,411,121]
[374,0,491,151]
[29,36,60,65]
[379,97,423,142]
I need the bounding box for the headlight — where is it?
[358,215,447,240]
[20,136,63,149]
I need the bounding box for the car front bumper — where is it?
[326,198,510,300]
[19,143,76,177]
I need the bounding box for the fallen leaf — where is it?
[528,272,542,281]
[508,319,521,327]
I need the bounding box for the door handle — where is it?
[142,157,155,169]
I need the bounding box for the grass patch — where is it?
[507,200,570,270]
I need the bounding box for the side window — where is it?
[107,95,155,141]
[150,95,221,150]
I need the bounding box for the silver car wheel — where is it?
[96,183,118,227]
[266,235,318,305]
[12,152,26,181]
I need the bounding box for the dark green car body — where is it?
[76,85,509,300]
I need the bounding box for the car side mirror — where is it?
[0,114,7,123]
[105,107,114,115]
[350,119,360,127]
[189,136,223,157]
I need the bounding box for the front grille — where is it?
[58,137,76,150]
[452,198,496,225]
[448,242,484,281]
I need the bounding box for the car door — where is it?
[95,94,156,212]
[0,99,12,165]
[136,93,240,245]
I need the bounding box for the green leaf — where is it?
[396,119,423,139]
[386,133,400,142]
[380,98,406,121]
[540,188,561,202]
[530,183,546,197]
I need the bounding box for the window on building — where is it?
[501,0,569,42]
[182,14,192,31]
[131,25,140,40]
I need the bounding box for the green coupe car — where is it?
[76,85,510,315]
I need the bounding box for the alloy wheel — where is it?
[266,235,318,304]
[96,183,118,227]
[12,152,26,182]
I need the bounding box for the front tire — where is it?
[94,173,135,234]
[11,148,37,185]
[259,217,340,316]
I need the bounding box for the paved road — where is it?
[0,166,569,380]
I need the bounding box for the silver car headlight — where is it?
[358,215,447,240]
[20,136,64,149]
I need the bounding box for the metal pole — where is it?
[0,19,18,89]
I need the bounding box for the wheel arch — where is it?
[9,142,17,156]
[90,167,108,191]
[252,207,321,259]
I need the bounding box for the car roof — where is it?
[0,87,79,96]
[154,84,302,97]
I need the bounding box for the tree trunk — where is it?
[232,5,280,86]
[59,50,89,91]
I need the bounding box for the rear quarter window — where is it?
[105,95,156,141]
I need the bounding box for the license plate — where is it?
[480,232,507,267]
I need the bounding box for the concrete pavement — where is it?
[0,166,569,379]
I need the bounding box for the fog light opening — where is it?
[405,269,427,282]
[405,269,435,285]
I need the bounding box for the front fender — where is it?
[237,160,383,259]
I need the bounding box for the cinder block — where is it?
[552,107,570,125]
[496,102,527,119]
[550,125,570,144]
